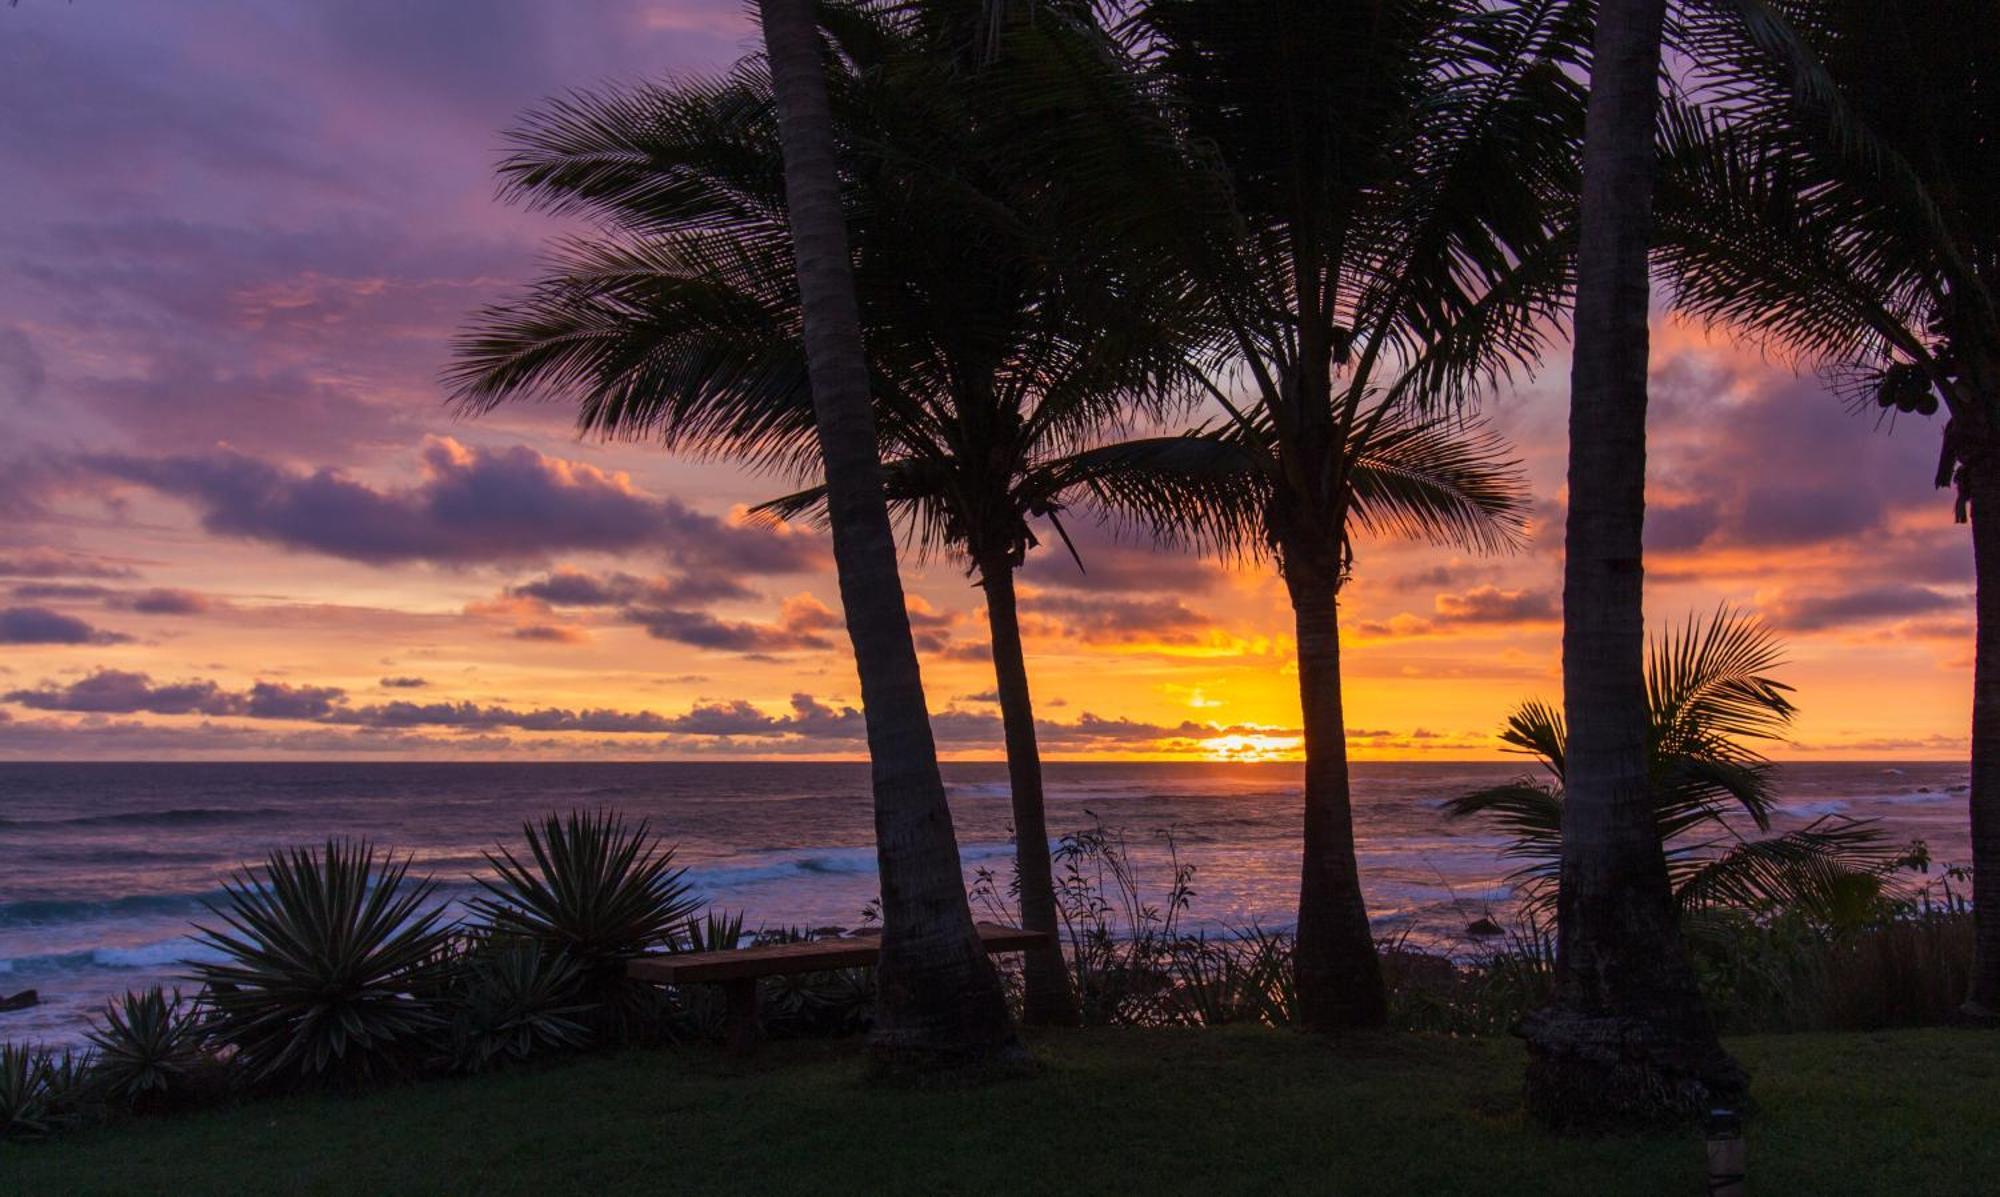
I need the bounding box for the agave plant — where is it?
[681,909,745,955]
[0,1044,94,1140]
[191,840,452,1086]
[1,1043,55,1140]
[84,987,207,1109]
[439,938,591,1074]
[1447,609,1909,923]
[470,810,701,1039]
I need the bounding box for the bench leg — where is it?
[722,978,762,1056]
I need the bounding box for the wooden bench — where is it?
[628,922,1048,1052]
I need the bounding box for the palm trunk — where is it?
[1966,451,2000,1015]
[757,0,1020,1072]
[1286,544,1386,1030]
[979,557,1080,1027]
[1524,0,1741,1127]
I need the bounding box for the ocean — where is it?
[0,759,1972,1046]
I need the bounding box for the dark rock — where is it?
[1467,916,1504,937]
[0,989,39,1013]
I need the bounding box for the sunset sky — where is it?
[0,0,1972,762]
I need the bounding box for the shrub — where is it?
[192,839,453,1087]
[972,818,1302,1029]
[0,1044,96,1140]
[1684,906,1975,1033]
[470,810,700,1042]
[438,937,592,1074]
[1386,920,1555,1038]
[84,987,209,1110]
[1167,925,1295,1028]
[749,927,874,1040]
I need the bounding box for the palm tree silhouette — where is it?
[450,3,1206,1031]
[1004,0,1587,1028]
[1659,0,2000,1018]
[1527,0,1741,1126]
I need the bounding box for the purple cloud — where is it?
[9,584,114,603]
[1029,592,1210,643]
[1017,520,1222,594]
[623,606,833,654]
[1647,367,1946,555]
[0,606,130,645]
[1432,586,1557,624]
[1765,585,1963,632]
[511,624,587,644]
[87,437,822,572]
[6,670,344,718]
[7,670,233,715]
[121,588,211,615]
[7,584,213,615]
[509,567,755,608]
[0,551,137,581]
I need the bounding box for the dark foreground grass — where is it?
[6,1027,1997,1195]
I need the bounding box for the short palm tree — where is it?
[1009,0,1587,1028]
[449,3,1193,1034]
[1448,610,1904,923]
[1658,0,2000,1017]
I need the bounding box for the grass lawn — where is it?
[6,1026,1996,1195]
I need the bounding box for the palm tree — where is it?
[1449,610,1906,924]
[756,0,1018,1069]
[449,4,1204,1032]
[1009,0,1588,1029]
[1529,0,1742,1127]
[1657,0,2000,1017]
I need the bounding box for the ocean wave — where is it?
[0,806,295,833]
[0,938,229,976]
[1793,789,1957,812]
[0,875,486,930]
[0,891,226,928]
[682,839,1019,890]
[944,782,1015,799]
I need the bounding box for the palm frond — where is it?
[1054,433,1270,563]
[1448,608,1823,919]
[1441,780,1563,899]
[1495,699,1565,780]
[1346,412,1530,555]
[1671,815,1901,922]
[1648,607,1796,759]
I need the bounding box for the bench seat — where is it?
[628,921,1047,984]
[627,922,1049,1053]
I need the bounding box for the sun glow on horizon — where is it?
[1197,732,1305,763]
